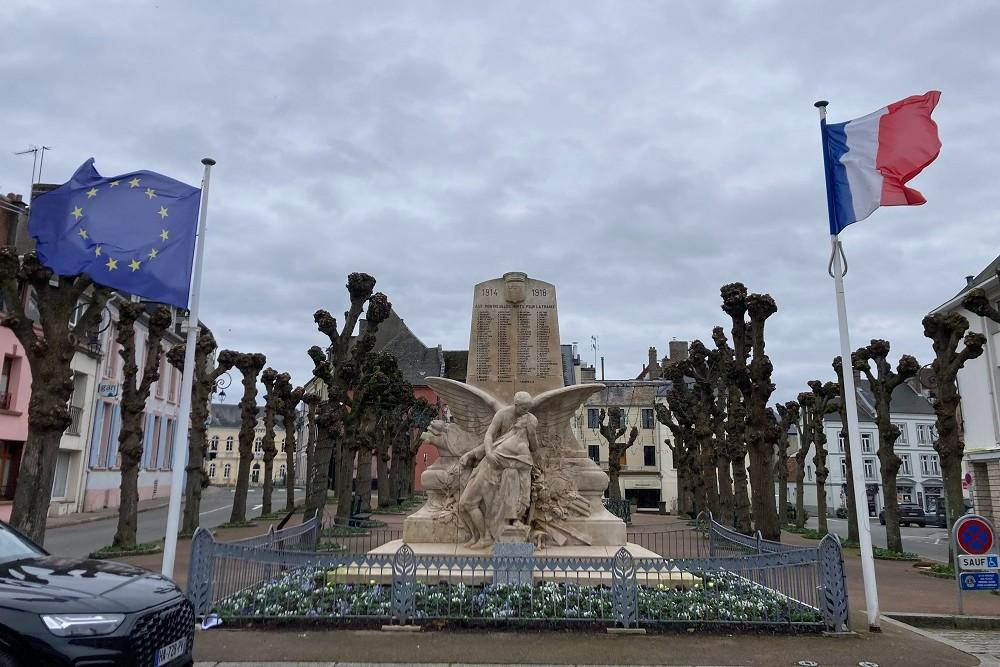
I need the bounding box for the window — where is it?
[643,445,656,466]
[806,466,813,482]
[254,438,263,454]
[68,299,85,328]
[51,451,71,499]
[893,423,908,444]
[861,433,873,453]
[641,408,655,429]
[863,458,876,480]
[167,363,178,402]
[223,463,231,479]
[103,324,118,378]
[900,454,912,476]
[156,354,167,398]
[208,463,216,478]
[149,416,162,469]
[587,408,600,429]
[163,419,175,468]
[838,431,846,452]
[25,288,40,323]
[251,464,260,484]
[0,357,15,410]
[278,464,286,480]
[919,454,940,475]
[840,458,847,478]
[225,436,234,452]
[917,424,935,445]
[210,436,219,452]
[587,445,600,463]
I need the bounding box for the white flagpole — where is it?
[816,101,880,631]
[161,157,215,579]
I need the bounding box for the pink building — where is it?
[0,327,31,522]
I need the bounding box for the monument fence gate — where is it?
[187,515,849,632]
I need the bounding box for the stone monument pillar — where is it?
[403,272,626,549]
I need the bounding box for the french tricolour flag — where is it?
[821,91,941,234]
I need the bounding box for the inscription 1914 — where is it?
[466,273,563,404]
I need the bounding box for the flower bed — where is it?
[211,568,822,627]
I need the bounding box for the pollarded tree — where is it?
[304,273,391,523]
[301,392,320,503]
[832,356,859,544]
[922,312,985,531]
[112,302,173,550]
[272,372,304,512]
[773,400,800,526]
[657,365,702,516]
[709,328,735,523]
[260,367,279,516]
[686,341,724,517]
[852,340,920,554]
[390,398,437,502]
[599,407,639,503]
[228,351,267,524]
[0,248,111,544]
[793,391,815,529]
[713,316,752,534]
[166,328,236,535]
[803,380,840,535]
[721,283,782,539]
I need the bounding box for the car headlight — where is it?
[41,613,125,637]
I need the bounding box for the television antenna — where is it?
[14,145,53,195]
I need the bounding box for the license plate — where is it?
[155,637,187,666]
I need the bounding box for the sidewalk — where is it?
[45,494,172,529]
[191,612,978,666]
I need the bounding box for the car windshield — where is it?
[0,523,44,563]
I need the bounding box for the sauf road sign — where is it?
[952,514,1000,606]
[957,554,999,571]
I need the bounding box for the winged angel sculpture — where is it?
[423,377,604,549]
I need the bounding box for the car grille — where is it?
[130,599,194,666]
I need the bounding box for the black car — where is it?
[0,521,194,667]
[878,503,927,527]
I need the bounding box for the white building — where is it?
[81,298,185,512]
[792,380,942,517]
[929,254,1000,521]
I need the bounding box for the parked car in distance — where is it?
[0,520,194,667]
[878,503,927,527]
[931,499,975,528]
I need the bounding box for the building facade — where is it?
[206,403,288,487]
[792,380,943,517]
[81,299,186,512]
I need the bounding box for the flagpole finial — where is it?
[201,158,216,166]
[814,100,829,109]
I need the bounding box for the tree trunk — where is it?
[776,460,788,527]
[112,413,144,548]
[841,421,859,543]
[377,452,391,508]
[699,437,720,517]
[261,454,275,515]
[230,449,253,523]
[305,411,337,521]
[794,455,807,529]
[730,456,752,534]
[816,477,828,535]
[748,442,780,540]
[716,458,734,524]
[334,443,355,522]
[880,461,902,551]
[935,379,967,532]
[356,447,373,512]
[10,428,64,545]
[607,445,623,502]
[284,439,296,512]
[181,440,206,536]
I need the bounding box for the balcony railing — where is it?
[66,405,84,436]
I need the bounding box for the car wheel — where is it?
[0,647,21,667]
[880,518,885,525]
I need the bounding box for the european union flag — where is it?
[29,158,200,308]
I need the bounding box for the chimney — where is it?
[965,275,975,286]
[647,347,659,379]
[668,340,689,363]
[580,365,596,383]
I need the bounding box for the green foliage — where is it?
[926,563,955,577]
[376,495,425,515]
[872,547,919,561]
[89,541,161,559]
[218,520,258,529]
[212,569,823,625]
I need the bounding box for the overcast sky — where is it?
[4,1,999,404]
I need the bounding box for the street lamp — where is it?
[214,371,232,402]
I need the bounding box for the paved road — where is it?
[44,486,291,557]
[808,516,952,562]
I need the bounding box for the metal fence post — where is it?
[391,544,416,625]
[817,534,850,632]
[611,547,638,629]
[755,531,763,555]
[186,528,216,617]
